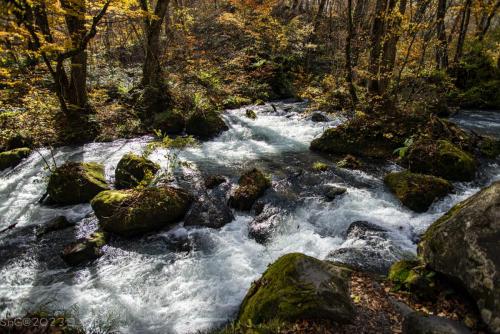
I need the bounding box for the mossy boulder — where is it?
[310,112,423,158]
[229,168,271,211]
[0,147,31,170]
[418,181,500,333]
[245,109,257,119]
[336,154,362,170]
[61,231,107,266]
[47,162,109,205]
[237,253,354,325]
[478,136,500,159]
[405,139,476,181]
[91,186,192,236]
[186,110,228,140]
[388,260,438,299]
[115,153,160,189]
[152,110,185,135]
[384,171,453,212]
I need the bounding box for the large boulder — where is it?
[405,139,476,181]
[91,186,192,236]
[47,162,109,205]
[418,181,500,333]
[384,171,453,212]
[229,168,271,211]
[183,194,234,229]
[186,110,228,140]
[237,253,354,325]
[115,153,160,189]
[0,147,31,170]
[152,110,185,135]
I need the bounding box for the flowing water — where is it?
[0,103,499,333]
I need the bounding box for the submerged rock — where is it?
[418,181,500,333]
[91,186,192,236]
[186,110,228,140]
[310,111,330,122]
[245,109,257,119]
[403,312,472,334]
[384,171,453,212]
[115,153,160,189]
[324,185,347,201]
[36,216,73,238]
[61,231,107,266]
[47,162,109,205]
[0,147,31,171]
[405,139,476,181]
[248,204,282,243]
[229,168,271,211]
[328,221,414,275]
[237,253,354,325]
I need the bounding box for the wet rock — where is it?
[245,109,257,119]
[115,152,160,189]
[36,216,73,237]
[186,110,228,140]
[418,181,500,333]
[91,186,192,237]
[327,221,414,275]
[405,139,476,181]
[403,312,472,334]
[229,168,271,211]
[248,205,282,243]
[6,134,33,150]
[337,154,362,170]
[478,135,500,158]
[384,171,453,212]
[61,231,107,266]
[310,112,330,122]
[324,186,347,201]
[183,194,234,229]
[237,253,354,325]
[0,147,31,171]
[47,162,109,205]
[204,175,227,189]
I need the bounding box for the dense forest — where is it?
[0,0,499,333]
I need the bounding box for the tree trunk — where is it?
[141,0,170,88]
[345,0,358,109]
[477,0,500,40]
[367,0,388,94]
[454,0,472,63]
[436,0,449,70]
[379,0,407,93]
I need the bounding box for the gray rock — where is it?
[327,221,414,275]
[403,312,472,334]
[183,194,234,229]
[419,181,500,333]
[311,112,330,122]
[36,216,73,237]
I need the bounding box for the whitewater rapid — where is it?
[0,102,498,333]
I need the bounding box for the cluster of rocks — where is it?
[40,149,272,267]
[227,181,500,333]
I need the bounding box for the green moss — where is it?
[237,253,352,325]
[229,168,271,211]
[478,136,500,158]
[388,260,437,299]
[91,187,192,236]
[384,171,453,212]
[0,147,31,170]
[186,110,229,139]
[115,152,160,189]
[312,161,328,172]
[245,109,257,119]
[47,162,109,205]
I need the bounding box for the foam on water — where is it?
[0,103,498,333]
